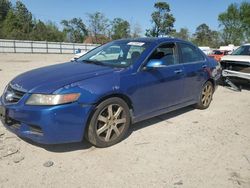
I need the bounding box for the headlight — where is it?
[26,93,80,105]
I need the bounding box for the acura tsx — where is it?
[0,38,221,147]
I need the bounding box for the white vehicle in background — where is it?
[219,44,239,54]
[220,43,250,91]
[199,46,212,55]
[71,49,88,61]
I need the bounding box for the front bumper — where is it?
[222,69,250,81]
[0,96,93,144]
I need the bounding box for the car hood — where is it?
[221,55,250,63]
[10,62,116,94]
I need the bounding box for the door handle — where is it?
[174,69,183,74]
[202,64,207,69]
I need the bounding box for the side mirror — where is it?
[145,59,166,69]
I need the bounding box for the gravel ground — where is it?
[0,53,250,188]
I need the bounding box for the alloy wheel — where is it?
[96,104,126,142]
[201,84,213,107]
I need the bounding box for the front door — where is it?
[132,42,186,117]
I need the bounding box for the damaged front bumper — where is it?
[222,69,250,80]
[220,60,250,91]
[222,70,250,91]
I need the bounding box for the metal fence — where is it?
[0,39,99,54]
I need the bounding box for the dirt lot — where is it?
[0,53,250,188]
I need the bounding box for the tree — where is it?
[146,2,175,37]
[2,1,33,40]
[210,30,221,48]
[61,18,88,43]
[0,0,11,22]
[111,18,130,40]
[239,2,250,42]
[87,12,110,43]
[2,10,23,39]
[131,22,142,38]
[44,22,65,42]
[15,1,33,35]
[192,23,220,47]
[193,24,212,46]
[0,0,11,38]
[218,2,250,45]
[30,20,65,42]
[172,28,190,41]
[30,20,48,41]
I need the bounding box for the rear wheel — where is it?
[195,81,214,109]
[86,97,130,147]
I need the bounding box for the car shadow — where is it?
[21,137,93,152]
[220,77,250,91]
[223,81,250,91]
[239,82,250,91]
[21,106,194,153]
[127,106,194,136]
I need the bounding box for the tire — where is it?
[86,97,131,147]
[195,81,214,110]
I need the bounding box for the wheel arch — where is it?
[94,93,134,111]
[207,78,215,91]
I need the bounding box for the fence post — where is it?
[73,43,75,54]
[31,41,33,53]
[13,40,16,53]
[60,42,62,54]
[46,41,48,53]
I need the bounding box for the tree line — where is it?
[0,0,249,47]
[146,1,249,47]
[0,0,141,44]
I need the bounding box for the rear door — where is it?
[177,42,208,101]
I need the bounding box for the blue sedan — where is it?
[0,38,221,147]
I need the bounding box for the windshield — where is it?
[78,41,151,68]
[231,45,250,55]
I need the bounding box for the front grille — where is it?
[4,85,26,104]
[5,116,21,128]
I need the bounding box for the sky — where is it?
[12,0,247,34]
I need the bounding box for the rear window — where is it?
[179,43,205,63]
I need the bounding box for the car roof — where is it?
[115,37,188,44]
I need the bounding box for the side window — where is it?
[127,46,145,59]
[179,43,205,63]
[148,43,178,66]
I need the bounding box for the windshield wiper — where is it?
[82,60,107,66]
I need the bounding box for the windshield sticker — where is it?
[127,42,145,46]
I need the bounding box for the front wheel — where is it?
[195,81,214,109]
[86,97,131,147]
